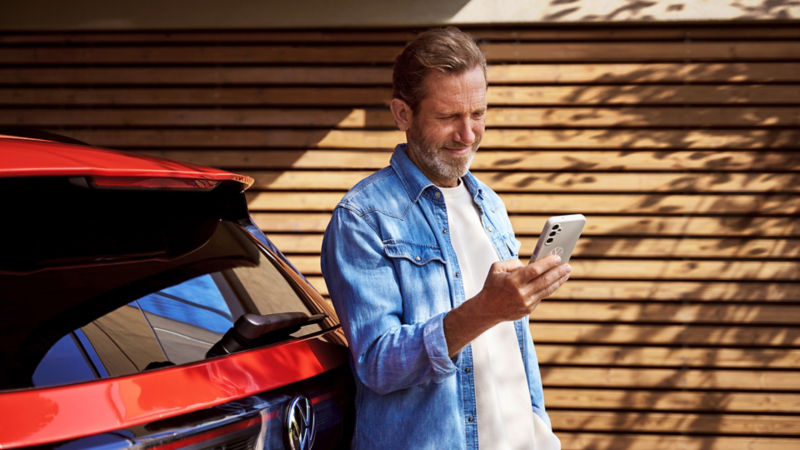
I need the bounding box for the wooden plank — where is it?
[5,85,800,106]
[306,277,800,302]
[9,107,800,128]
[482,42,800,62]
[540,367,800,390]
[3,42,800,65]
[253,213,800,237]
[133,149,800,172]
[3,27,798,44]
[544,388,800,412]
[531,302,800,324]
[55,129,800,149]
[487,62,800,83]
[246,192,800,215]
[535,345,800,368]
[0,87,393,106]
[289,256,800,279]
[550,411,800,434]
[5,63,799,85]
[486,85,800,105]
[0,67,393,86]
[531,324,800,346]
[269,233,800,259]
[245,170,800,193]
[558,433,800,450]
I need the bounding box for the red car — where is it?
[0,130,352,450]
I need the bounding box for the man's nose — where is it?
[454,118,476,145]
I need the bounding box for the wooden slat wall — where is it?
[2,25,799,449]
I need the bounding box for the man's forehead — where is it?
[420,68,487,111]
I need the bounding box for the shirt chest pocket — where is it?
[383,241,450,323]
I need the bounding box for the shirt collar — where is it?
[390,143,484,203]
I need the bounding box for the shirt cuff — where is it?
[423,311,459,380]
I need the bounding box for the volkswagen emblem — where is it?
[549,247,564,257]
[284,395,316,450]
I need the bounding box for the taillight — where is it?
[70,176,220,191]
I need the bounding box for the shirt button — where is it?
[442,229,447,234]
[465,367,471,373]
[468,416,474,423]
[415,256,421,261]
[434,192,441,199]
[455,272,460,278]
[488,226,494,232]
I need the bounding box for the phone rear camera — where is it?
[552,224,560,230]
[549,231,557,237]
[545,238,554,245]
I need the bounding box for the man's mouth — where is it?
[443,145,471,155]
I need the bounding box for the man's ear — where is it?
[390,98,413,132]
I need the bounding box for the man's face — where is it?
[406,66,487,187]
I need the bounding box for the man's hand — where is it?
[443,255,570,357]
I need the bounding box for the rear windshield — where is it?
[0,178,335,392]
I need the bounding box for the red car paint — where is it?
[0,329,347,448]
[0,136,253,188]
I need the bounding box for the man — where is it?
[321,27,569,449]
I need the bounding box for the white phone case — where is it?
[529,214,586,264]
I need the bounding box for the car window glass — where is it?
[137,275,236,365]
[32,334,96,388]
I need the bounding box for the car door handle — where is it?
[206,312,327,358]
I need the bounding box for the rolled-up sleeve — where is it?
[321,206,458,395]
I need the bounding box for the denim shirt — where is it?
[321,144,550,450]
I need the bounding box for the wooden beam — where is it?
[244,170,800,193]
[549,411,800,434]
[5,85,799,106]
[531,324,800,346]
[246,192,800,215]
[253,213,800,237]
[304,277,800,302]
[557,433,800,450]
[7,107,799,128]
[544,388,800,412]
[540,367,800,390]
[269,233,800,259]
[5,63,800,85]
[289,256,800,279]
[54,128,800,149]
[132,149,800,172]
[2,42,799,64]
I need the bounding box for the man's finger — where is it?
[516,255,562,283]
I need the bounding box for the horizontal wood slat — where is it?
[6,85,800,106]
[3,27,799,44]
[305,277,800,302]
[540,367,800,390]
[54,128,800,149]
[269,233,800,259]
[4,63,800,85]
[254,213,800,237]
[289,256,800,280]
[6,107,799,127]
[543,389,800,412]
[535,346,799,368]
[135,149,800,173]
[531,324,800,346]
[246,192,800,214]
[532,302,800,324]
[549,411,800,434]
[2,42,799,65]
[558,433,800,450]
[245,170,800,193]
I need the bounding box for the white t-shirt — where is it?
[440,181,560,450]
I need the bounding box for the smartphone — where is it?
[529,214,586,265]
